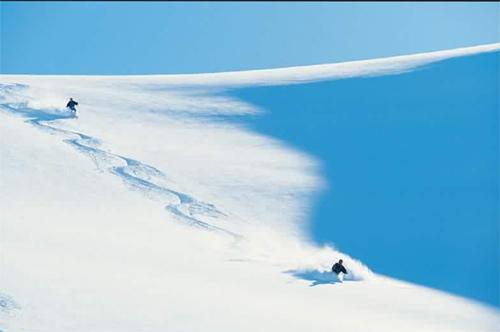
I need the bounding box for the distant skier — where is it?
[331,259,348,275]
[66,98,78,113]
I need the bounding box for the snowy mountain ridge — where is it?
[1,44,499,331]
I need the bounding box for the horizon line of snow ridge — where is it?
[0,43,498,87]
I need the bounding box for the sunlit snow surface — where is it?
[1,44,499,331]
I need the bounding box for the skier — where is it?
[331,259,348,275]
[66,98,78,113]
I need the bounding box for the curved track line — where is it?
[0,87,240,239]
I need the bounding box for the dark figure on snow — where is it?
[332,259,348,275]
[66,98,78,112]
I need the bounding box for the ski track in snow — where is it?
[0,293,20,314]
[0,84,240,239]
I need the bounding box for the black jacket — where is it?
[67,100,78,109]
[332,263,347,275]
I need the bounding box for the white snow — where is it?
[1,44,499,331]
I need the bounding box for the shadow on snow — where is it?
[285,269,343,287]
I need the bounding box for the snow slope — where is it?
[1,44,499,331]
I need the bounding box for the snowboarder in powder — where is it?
[331,259,348,275]
[66,98,78,113]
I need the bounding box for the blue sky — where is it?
[1,2,499,74]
